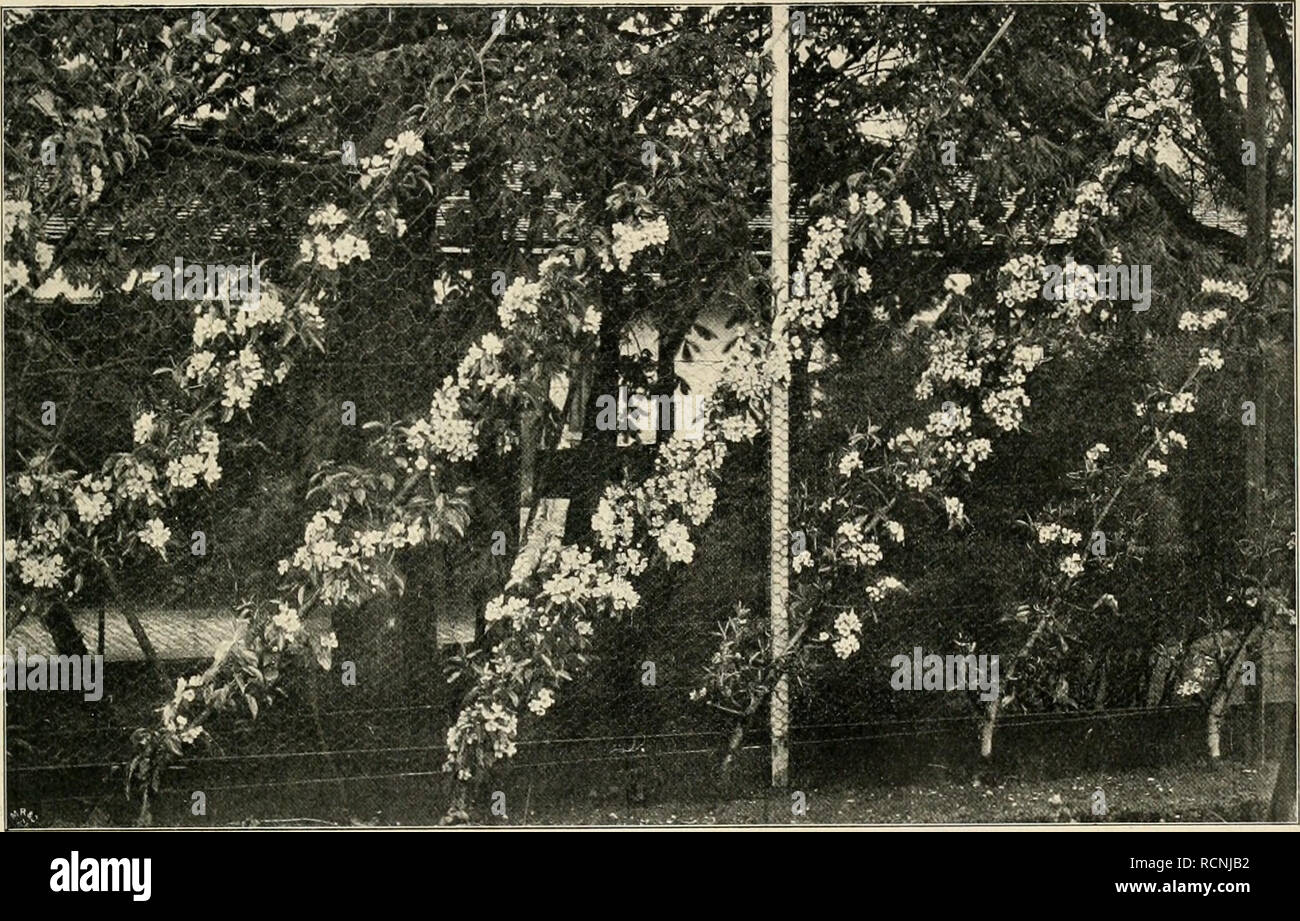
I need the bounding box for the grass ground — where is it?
[184,760,1274,827]
[482,762,1275,826]
[14,759,1279,827]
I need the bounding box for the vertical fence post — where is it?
[1244,5,1269,768]
[769,3,791,790]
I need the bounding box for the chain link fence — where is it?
[5,5,1295,826]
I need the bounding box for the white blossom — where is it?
[137,517,171,555]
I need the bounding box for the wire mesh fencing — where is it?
[4,5,1296,827]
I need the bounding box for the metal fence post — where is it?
[769,2,792,790]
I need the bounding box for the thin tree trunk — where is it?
[41,600,90,659]
[1206,624,1264,761]
[1207,694,1228,761]
[1244,3,1271,772]
[308,670,350,816]
[980,614,1051,759]
[563,300,622,540]
[1092,655,1110,709]
[99,563,168,692]
[518,408,539,523]
[442,778,471,824]
[652,312,693,444]
[1269,707,1296,820]
[719,697,763,783]
[979,696,998,759]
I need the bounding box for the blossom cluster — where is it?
[498,278,543,329]
[184,284,311,414]
[443,305,771,780]
[829,609,863,659]
[980,386,1031,432]
[282,508,432,606]
[163,427,222,490]
[608,215,670,271]
[780,215,847,370]
[1023,272,1245,652]
[1271,205,1294,264]
[400,329,516,469]
[1048,178,1118,243]
[1176,305,1226,333]
[1196,347,1224,371]
[664,86,754,154]
[1155,391,1195,415]
[1037,522,1083,547]
[1199,277,1249,302]
[299,229,372,269]
[6,510,68,590]
[160,676,208,744]
[864,575,906,603]
[2,198,35,293]
[355,130,425,191]
[835,521,883,569]
[997,254,1042,307]
[137,517,172,556]
[1084,442,1110,472]
[122,112,474,795]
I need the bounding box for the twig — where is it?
[889,11,1017,194]
[98,561,169,693]
[443,29,503,105]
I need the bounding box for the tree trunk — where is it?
[1205,624,1264,760]
[99,564,168,693]
[441,778,471,825]
[1206,693,1227,760]
[719,721,747,781]
[1244,4,1270,771]
[1092,655,1110,709]
[562,300,623,540]
[1269,707,1297,821]
[652,313,692,444]
[980,613,1051,759]
[980,695,998,759]
[41,600,90,659]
